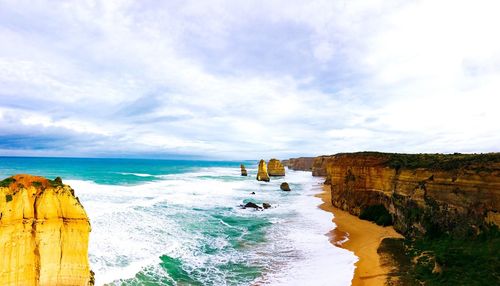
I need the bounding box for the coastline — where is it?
[316,184,403,286]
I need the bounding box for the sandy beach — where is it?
[317,185,403,286]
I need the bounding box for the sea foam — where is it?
[68,167,357,285]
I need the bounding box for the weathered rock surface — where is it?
[282,157,314,171]
[267,159,285,176]
[242,202,262,209]
[240,164,248,176]
[312,156,336,176]
[280,182,291,192]
[263,202,271,209]
[284,156,333,175]
[318,152,500,238]
[0,174,93,286]
[256,160,270,182]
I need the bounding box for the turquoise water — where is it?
[0,157,356,285]
[0,157,246,184]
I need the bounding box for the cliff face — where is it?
[311,156,336,177]
[283,156,333,176]
[311,153,499,238]
[282,157,314,171]
[267,159,285,176]
[0,175,93,286]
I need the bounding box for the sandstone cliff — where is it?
[256,160,270,182]
[288,152,500,238]
[267,159,285,176]
[311,156,335,176]
[282,157,314,171]
[0,174,93,286]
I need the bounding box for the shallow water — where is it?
[0,157,356,285]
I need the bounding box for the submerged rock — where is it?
[280,182,291,191]
[240,164,248,176]
[256,159,270,182]
[242,202,262,209]
[267,159,285,176]
[263,202,271,209]
[0,174,93,286]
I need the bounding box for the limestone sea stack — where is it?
[267,159,285,176]
[0,174,93,286]
[240,164,248,176]
[256,159,270,182]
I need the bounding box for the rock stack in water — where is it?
[267,159,285,176]
[240,164,248,176]
[0,174,93,286]
[256,159,270,182]
[280,182,291,191]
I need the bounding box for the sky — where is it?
[0,0,499,160]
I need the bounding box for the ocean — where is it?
[0,157,357,285]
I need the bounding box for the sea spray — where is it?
[0,158,356,285]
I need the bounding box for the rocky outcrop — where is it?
[0,174,93,286]
[312,156,336,176]
[321,152,500,238]
[283,156,334,175]
[241,202,272,210]
[256,160,270,182]
[267,159,285,176]
[240,164,248,176]
[282,157,314,171]
[280,182,291,192]
[242,202,262,209]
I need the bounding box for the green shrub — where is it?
[49,177,63,187]
[337,151,500,172]
[5,194,12,202]
[379,227,500,285]
[384,152,500,172]
[32,181,42,188]
[0,177,16,187]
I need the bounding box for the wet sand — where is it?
[316,185,403,286]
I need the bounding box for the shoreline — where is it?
[316,184,403,286]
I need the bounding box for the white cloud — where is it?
[0,0,498,159]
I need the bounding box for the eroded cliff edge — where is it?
[287,152,500,237]
[0,174,93,286]
[282,157,314,171]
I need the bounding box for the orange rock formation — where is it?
[267,159,285,176]
[256,160,270,182]
[0,174,93,286]
[322,153,500,237]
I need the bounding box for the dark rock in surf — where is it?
[280,182,291,191]
[242,202,262,209]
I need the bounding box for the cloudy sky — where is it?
[0,0,499,159]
